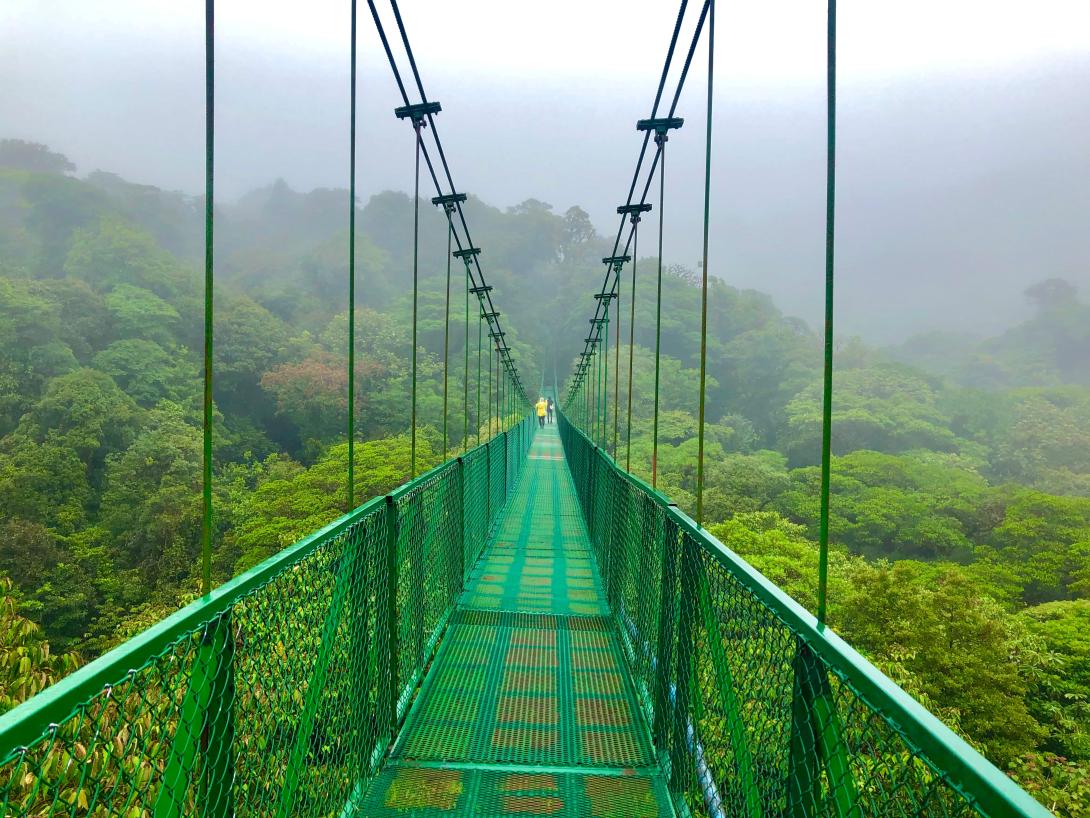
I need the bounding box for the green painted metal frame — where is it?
[557,411,1052,818]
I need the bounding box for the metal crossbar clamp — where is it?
[638,116,683,144]
[432,192,467,213]
[468,284,492,294]
[455,248,481,262]
[488,330,506,338]
[602,255,631,273]
[619,202,652,225]
[590,317,608,324]
[481,311,500,320]
[394,100,442,121]
[637,116,683,133]
[594,292,617,302]
[584,337,600,344]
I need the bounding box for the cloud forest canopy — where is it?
[0,141,1088,815]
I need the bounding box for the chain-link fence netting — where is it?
[557,412,1051,818]
[0,417,534,818]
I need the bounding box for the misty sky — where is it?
[3,1,1089,342]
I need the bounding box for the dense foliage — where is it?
[0,142,1086,813]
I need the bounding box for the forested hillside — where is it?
[0,140,1087,814]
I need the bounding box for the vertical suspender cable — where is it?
[651,137,666,489]
[613,270,621,456]
[488,332,493,437]
[201,0,215,596]
[410,118,423,478]
[442,206,452,455]
[476,309,483,445]
[602,313,609,449]
[817,0,837,626]
[626,218,639,472]
[464,263,470,452]
[695,0,715,527]
[347,0,357,510]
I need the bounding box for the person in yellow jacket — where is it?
[535,396,548,428]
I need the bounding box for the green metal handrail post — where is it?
[152,614,232,818]
[203,615,234,818]
[671,519,698,792]
[381,495,400,742]
[463,264,470,452]
[451,458,465,600]
[274,522,369,818]
[652,511,679,754]
[484,432,492,531]
[404,491,426,675]
[502,426,509,501]
[788,642,825,817]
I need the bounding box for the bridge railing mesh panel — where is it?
[557,412,1051,818]
[0,416,535,818]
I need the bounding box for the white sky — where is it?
[5,0,1090,84]
[3,1,1089,341]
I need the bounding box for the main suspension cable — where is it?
[566,0,712,420]
[367,0,528,408]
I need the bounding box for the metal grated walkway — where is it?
[359,425,675,816]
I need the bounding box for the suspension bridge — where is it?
[0,1,1057,816]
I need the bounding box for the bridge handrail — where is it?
[0,417,535,816]
[558,411,1052,818]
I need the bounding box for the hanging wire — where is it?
[625,213,641,472]
[651,133,666,489]
[476,307,483,444]
[463,261,470,452]
[200,0,215,596]
[347,0,358,510]
[695,0,715,526]
[441,204,453,455]
[817,0,837,627]
[613,268,621,456]
[410,117,423,477]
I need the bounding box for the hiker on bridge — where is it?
[536,396,548,427]
[547,397,555,424]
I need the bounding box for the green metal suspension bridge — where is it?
[0,2,1057,816]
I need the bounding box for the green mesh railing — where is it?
[557,412,1052,818]
[0,417,534,818]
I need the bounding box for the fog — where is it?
[3,0,1088,342]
